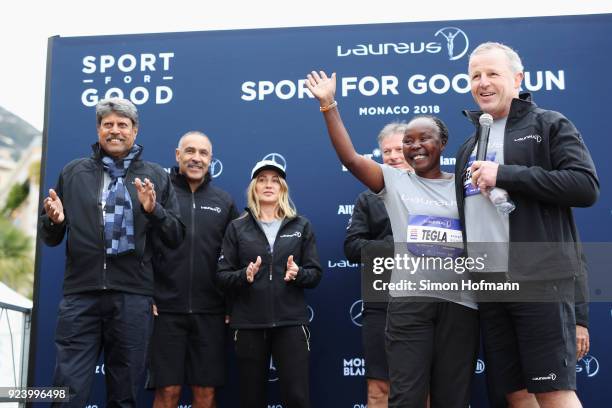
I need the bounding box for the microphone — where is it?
[476,113,493,160]
[473,113,516,215]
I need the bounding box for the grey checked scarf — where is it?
[102,144,142,255]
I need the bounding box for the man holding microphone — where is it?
[456,42,598,407]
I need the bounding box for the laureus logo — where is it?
[434,27,469,61]
[210,158,223,178]
[576,355,600,378]
[335,27,469,61]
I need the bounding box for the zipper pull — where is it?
[268,246,273,281]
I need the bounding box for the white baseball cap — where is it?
[251,159,287,179]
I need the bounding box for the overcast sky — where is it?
[2,0,611,131]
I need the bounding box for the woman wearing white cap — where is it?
[217,159,322,408]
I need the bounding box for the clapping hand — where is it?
[134,177,156,213]
[284,255,299,282]
[246,256,262,283]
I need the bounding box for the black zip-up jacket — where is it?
[217,209,322,329]
[455,94,598,323]
[153,168,238,314]
[39,143,185,296]
[344,190,394,310]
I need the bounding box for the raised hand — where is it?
[134,177,156,213]
[246,256,262,283]
[284,255,299,282]
[306,71,337,107]
[43,189,65,223]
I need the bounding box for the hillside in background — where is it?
[0,105,39,161]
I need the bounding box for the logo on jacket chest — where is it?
[279,231,301,238]
[200,205,222,214]
[513,134,542,143]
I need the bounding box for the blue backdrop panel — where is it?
[32,14,612,407]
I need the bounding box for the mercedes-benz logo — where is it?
[307,305,314,323]
[434,27,469,61]
[262,152,287,170]
[268,357,279,382]
[210,158,223,178]
[350,299,364,327]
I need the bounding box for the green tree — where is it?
[0,218,33,298]
[3,180,30,215]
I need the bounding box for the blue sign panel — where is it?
[32,14,612,407]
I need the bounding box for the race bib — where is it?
[463,153,496,197]
[407,215,463,257]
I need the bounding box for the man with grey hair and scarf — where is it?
[40,97,184,407]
